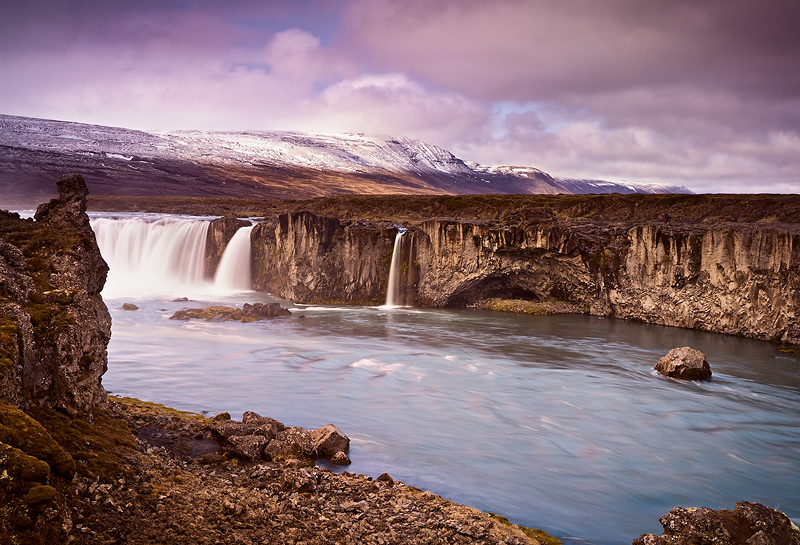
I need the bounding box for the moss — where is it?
[26,406,136,484]
[491,513,562,545]
[519,526,562,545]
[0,443,50,482]
[24,301,74,346]
[0,318,19,369]
[22,485,56,506]
[477,298,586,316]
[113,396,206,422]
[0,402,74,479]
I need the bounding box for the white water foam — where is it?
[213,225,254,293]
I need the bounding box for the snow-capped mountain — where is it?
[0,114,692,197]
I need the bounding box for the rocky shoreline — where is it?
[2,176,799,544]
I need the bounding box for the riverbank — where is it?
[1,395,558,545]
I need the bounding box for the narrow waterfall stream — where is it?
[213,224,254,292]
[385,228,406,307]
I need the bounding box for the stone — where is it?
[121,303,139,311]
[655,347,712,380]
[376,472,393,484]
[264,427,317,463]
[633,501,800,545]
[225,435,268,462]
[310,423,350,455]
[242,411,285,439]
[209,420,252,443]
[330,451,351,465]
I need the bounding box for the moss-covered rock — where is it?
[0,401,75,479]
[22,484,56,506]
[0,442,50,483]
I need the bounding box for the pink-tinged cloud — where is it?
[0,0,798,192]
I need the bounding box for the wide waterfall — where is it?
[91,215,253,298]
[214,225,254,292]
[384,228,406,307]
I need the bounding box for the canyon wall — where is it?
[0,175,110,415]
[251,212,799,345]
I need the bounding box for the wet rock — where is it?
[311,423,350,456]
[264,427,317,463]
[655,347,712,380]
[169,303,290,322]
[377,473,394,484]
[633,501,800,545]
[330,451,351,465]
[121,303,139,311]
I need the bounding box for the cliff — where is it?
[251,212,800,345]
[0,174,111,415]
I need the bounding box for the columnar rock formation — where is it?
[0,175,111,415]
[250,212,799,345]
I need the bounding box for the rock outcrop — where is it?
[169,302,291,322]
[252,212,397,305]
[0,174,111,416]
[250,212,800,345]
[655,347,712,380]
[633,501,800,545]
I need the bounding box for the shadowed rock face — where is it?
[250,212,800,345]
[0,174,110,416]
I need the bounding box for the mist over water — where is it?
[94,214,800,545]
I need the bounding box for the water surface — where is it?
[103,293,800,544]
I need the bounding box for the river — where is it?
[90,213,800,545]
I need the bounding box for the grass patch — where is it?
[477,298,587,315]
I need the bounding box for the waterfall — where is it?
[213,225,254,292]
[91,216,212,298]
[385,229,406,307]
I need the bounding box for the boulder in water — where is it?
[632,501,800,545]
[311,423,350,456]
[121,303,139,311]
[655,347,712,380]
[169,302,290,322]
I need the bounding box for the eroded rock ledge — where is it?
[249,211,800,345]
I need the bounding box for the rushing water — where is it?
[91,214,800,545]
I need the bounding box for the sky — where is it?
[2,0,799,194]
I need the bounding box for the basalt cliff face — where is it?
[251,211,397,306]
[251,212,799,345]
[0,174,111,416]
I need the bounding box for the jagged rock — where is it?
[225,435,268,462]
[251,211,800,346]
[330,451,351,465]
[242,411,284,440]
[655,347,712,380]
[264,427,317,463]
[632,501,800,545]
[311,423,350,456]
[0,174,110,415]
[209,420,252,443]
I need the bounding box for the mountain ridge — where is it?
[0,114,692,198]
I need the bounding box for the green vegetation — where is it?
[476,298,587,315]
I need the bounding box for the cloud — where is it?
[0,0,798,192]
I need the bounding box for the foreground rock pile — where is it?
[9,397,554,545]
